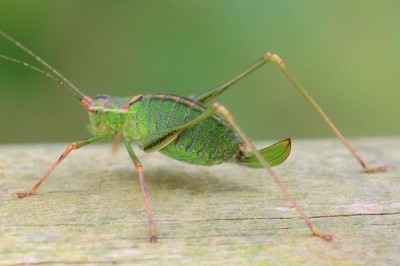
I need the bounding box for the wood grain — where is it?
[1,138,399,265]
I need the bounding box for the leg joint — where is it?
[212,103,231,119]
[264,52,285,66]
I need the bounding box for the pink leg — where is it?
[125,141,157,243]
[15,134,111,198]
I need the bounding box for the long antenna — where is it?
[0,54,73,90]
[0,30,87,102]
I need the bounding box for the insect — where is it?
[0,30,388,243]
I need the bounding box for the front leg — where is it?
[15,134,112,198]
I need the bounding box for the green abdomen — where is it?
[133,94,242,166]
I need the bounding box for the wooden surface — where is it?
[0,138,399,265]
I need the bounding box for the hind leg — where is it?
[194,53,388,173]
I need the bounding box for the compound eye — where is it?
[95,95,110,102]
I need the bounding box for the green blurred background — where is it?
[0,0,399,144]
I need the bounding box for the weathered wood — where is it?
[0,138,399,265]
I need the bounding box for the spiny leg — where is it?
[194,53,388,173]
[265,53,390,173]
[194,58,265,104]
[211,103,332,241]
[14,134,112,198]
[140,101,332,241]
[125,140,157,243]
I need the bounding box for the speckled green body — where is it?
[88,94,243,166]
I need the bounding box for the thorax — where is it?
[86,95,133,136]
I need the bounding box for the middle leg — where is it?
[125,140,157,243]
